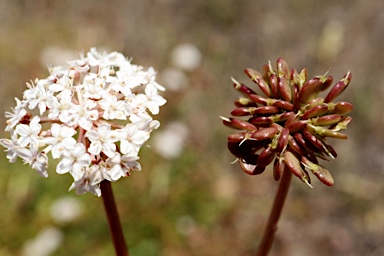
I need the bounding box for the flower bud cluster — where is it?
[223,58,353,187]
[0,48,166,196]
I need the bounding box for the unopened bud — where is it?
[299,78,322,104]
[244,68,271,97]
[278,76,292,102]
[311,114,342,126]
[307,124,348,139]
[302,156,334,186]
[284,151,312,187]
[301,104,329,120]
[324,71,352,103]
[257,146,276,168]
[277,58,290,79]
[231,77,256,96]
[251,126,278,140]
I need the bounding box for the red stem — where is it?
[255,166,292,256]
[101,180,129,256]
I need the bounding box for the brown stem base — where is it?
[255,166,292,256]
[101,180,129,256]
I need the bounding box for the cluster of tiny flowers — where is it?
[0,48,166,196]
[223,58,353,187]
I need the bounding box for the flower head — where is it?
[0,48,166,196]
[223,58,353,187]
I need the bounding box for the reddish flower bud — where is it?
[273,157,285,181]
[330,101,354,115]
[324,71,352,103]
[284,151,312,187]
[232,77,256,96]
[302,156,334,186]
[251,127,278,140]
[278,76,292,102]
[257,146,276,168]
[301,104,329,120]
[310,114,342,126]
[239,158,258,175]
[299,78,323,104]
[244,68,272,97]
[286,121,306,133]
[277,58,290,79]
[249,94,268,105]
[319,75,333,91]
[276,128,289,152]
[235,97,257,107]
[269,73,279,98]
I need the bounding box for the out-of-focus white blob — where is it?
[50,196,83,224]
[171,43,202,71]
[152,121,189,159]
[160,68,189,92]
[317,20,345,61]
[22,226,63,256]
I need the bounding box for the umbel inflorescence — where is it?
[222,58,353,186]
[0,48,166,196]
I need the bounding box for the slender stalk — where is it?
[100,180,129,256]
[255,166,292,256]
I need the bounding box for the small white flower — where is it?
[69,165,103,196]
[118,123,149,155]
[0,129,19,163]
[85,123,119,157]
[56,143,91,180]
[40,124,77,159]
[16,144,48,177]
[15,116,41,147]
[144,84,167,115]
[5,98,28,131]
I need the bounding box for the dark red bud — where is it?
[249,116,273,125]
[332,101,354,115]
[311,114,342,126]
[284,151,311,186]
[245,68,272,97]
[232,77,256,96]
[228,141,243,158]
[230,118,257,131]
[276,58,290,79]
[253,106,280,115]
[257,146,276,168]
[299,78,322,104]
[306,124,348,139]
[324,71,352,103]
[272,100,294,111]
[319,75,333,91]
[228,132,247,143]
[286,121,306,133]
[278,76,292,102]
[302,129,324,151]
[235,97,257,107]
[294,132,319,153]
[273,157,285,181]
[301,104,329,120]
[249,94,267,105]
[306,97,325,109]
[239,158,258,175]
[288,136,306,156]
[251,127,278,140]
[269,73,279,98]
[302,156,334,186]
[276,128,289,152]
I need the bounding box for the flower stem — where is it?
[255,166,292,256]
[100,180,129,256]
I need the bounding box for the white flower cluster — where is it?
[0,48,166,196]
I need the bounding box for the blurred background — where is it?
[0,0,382,255]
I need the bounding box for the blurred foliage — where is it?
[0,0,383,255]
